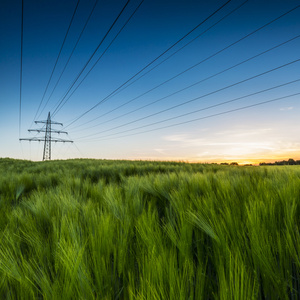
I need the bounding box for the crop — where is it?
[0,158,299,299]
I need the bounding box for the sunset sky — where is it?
[0,0,299,164]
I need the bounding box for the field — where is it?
[0,158,299,299]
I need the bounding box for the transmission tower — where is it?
[20,112,73,161]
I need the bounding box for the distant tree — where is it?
[259,158,300,166]
[288,158,296,165]
[230,162,238,166]
[220,163,228,165]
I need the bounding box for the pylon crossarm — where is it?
[35,120,63,126]
[20,137,73,143]
[19,138,45,142]
[28,129,68,134]
[51,138,73,143]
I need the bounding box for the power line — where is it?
[19,0,24,138]
[76,58,300,139]
[19,139,25,159]
[36,0,100,120]
[68,0,250,131]
[52,0,146,117]
[69,3,300,131]
[32,0,80,123]
[51,0,131,116]
[63,0,233,128]
[102,78,300,137]
[78,92,300,142]
[72,34,300,133]
[89,0,250,110]
[73,142,85,158]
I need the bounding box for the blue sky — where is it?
[0,0,300,163]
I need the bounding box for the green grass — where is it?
[0,158,299,299]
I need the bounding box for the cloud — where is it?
[202,142,272,147]
[163,134,205,148]
[164,129,209,142]
[154,148,167,155]
[214,128,272,138]
[164,134,189,142]
[280,106,293,111]
[164,131,274,150]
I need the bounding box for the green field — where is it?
[0,158,299,299]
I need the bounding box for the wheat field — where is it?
[0,158,299,299]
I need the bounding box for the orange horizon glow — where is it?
[188,154,300,165]
[125,153,300,166]
[126,148,300,166]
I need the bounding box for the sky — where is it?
[0,0,300,164]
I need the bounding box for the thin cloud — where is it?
[215,128,272,137]
[154,148,167,155]
[164,134,189,142]
[280,106,293,111]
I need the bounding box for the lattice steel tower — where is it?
[20,112,73,161]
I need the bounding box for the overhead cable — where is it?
[33,0,80,123]
[78,92,300,142]
[70,3,300,130]
[63,0,233,128]
[93,0,250,108]
[52,0,145,117]
[37,0,100,120]
[51,0,131,116]
[19,0,24,137]
[72,34,300,133]
[76,58,300,139]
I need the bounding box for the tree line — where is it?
[259,158,300,166]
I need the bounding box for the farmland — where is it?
[0,158,299,299]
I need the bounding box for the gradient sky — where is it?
[1,0,300,164]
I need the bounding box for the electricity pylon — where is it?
[20,112,73,161]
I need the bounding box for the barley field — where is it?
[0,158,299,299]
